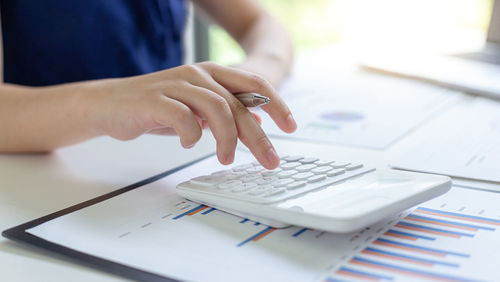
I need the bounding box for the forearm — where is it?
[0,63,295,168]
[194,0,294,88]
[0,83,100,152]
[235,11,294,87]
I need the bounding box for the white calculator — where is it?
[176,155,451,233]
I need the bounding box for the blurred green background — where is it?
[208,0,493,65]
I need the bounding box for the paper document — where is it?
[27,154,500,281]
[362,53,500,101]
[262,71,456,149]
[392,98,500,183]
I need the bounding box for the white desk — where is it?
[0,134,218,281]
[1,47,498,281]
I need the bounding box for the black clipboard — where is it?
[2,153,215,282]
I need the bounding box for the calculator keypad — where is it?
[181,156,375,204]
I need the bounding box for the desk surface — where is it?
[1,47,498,281]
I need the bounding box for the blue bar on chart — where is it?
[405,214,496,231]
[334,266,394,281]
[361,247,460,268]
[237,227,276,247]
[324,276,351,282]
[293,228,308,237]
[384,229,435,241]
[201,207,216,215]
[347,257,475,282]
[172,204,207,220]
[373,238,470,258]
[394,222,475,238]
[414,207,500,226]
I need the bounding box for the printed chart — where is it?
[327,202,500,281]
[27,154,500,282]
[261,71,456,149]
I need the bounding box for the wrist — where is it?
[236,52,292,88]
[41,80,112,140]
[73,79,118,138]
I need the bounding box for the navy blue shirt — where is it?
[1,0,186,86]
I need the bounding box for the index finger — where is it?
[204,63,297,133]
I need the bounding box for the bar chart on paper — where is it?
[25,153,500,282]
[326,187,500,282]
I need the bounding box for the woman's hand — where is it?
[89,62,296,169]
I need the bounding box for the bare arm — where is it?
[193,0,293,87]
[0,63,296,168]
[0,3,296,168]
[0,83,100,152]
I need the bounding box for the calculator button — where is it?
[261,168,282,177]
[327,168,346,177]
[211,169,233,176]
[292,172,315,180]
[345,163,364,171]
[232,183,258,193]
[295,164,317,172]
[311,166,333,174]
[190,175,227,187]
[332,162,350,168]
[280,155,290,160]
[251,161,261,166]
[264,188,286,197]
[299,157,319,164]
[273,179,294,187]
[286,181,306,190]
[281,162,301,170]
[233,164,253,172]
[308,174,326,183]
[255,177,279,185]
[240,174,261,182]
[246,166,265,174]
[315,160,335,166]
[283,155,304,162]
[248,185,273,196]
[225,173,244,180]
[277,170,298,178]
[218,180,243,190]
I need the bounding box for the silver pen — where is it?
[235,92,271,107]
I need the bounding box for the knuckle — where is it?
[182,64,205,78]
[170,104,193,123]
[249,74,270,92]
[197,61,218,69]
[209,95,231,113]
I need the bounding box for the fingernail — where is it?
[185,143,196,149]
[286,114,297,131]
[266,148,280,168]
